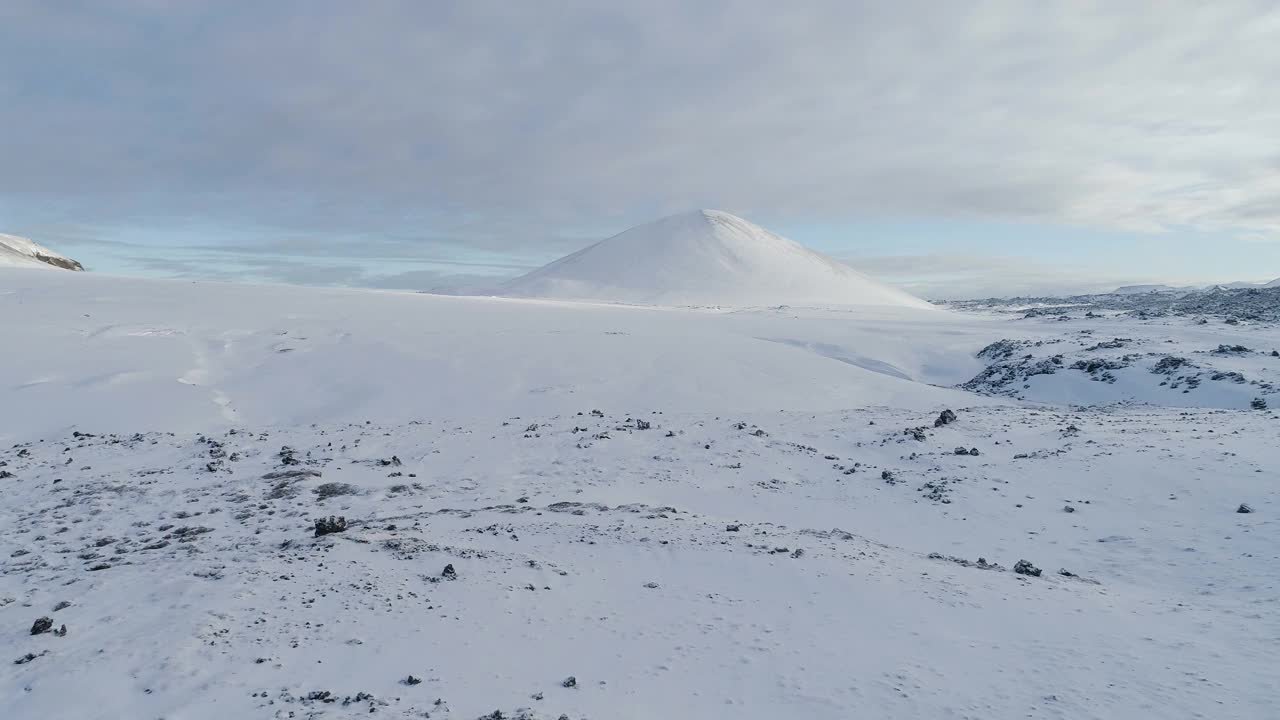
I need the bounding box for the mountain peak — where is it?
[501,210,931,308]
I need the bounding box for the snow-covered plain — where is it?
[2,267,1278,720]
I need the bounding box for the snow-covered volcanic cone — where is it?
[501,209,930,308]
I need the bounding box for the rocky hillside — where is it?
[0,233,83,271]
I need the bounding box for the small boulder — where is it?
[562,676,577,688]
[441,563,457,580]
[313,516,348,537]
[30,617,53,635]
[934,409,958,427]
[1237,503,1254,514]
[1013,559,1042,577]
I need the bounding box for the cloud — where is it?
[3,0,1279,256]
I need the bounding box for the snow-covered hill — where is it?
[501,210,932,308]
[0,233,83,271]
[1111,283,1186,295]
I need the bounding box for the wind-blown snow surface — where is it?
[0,233,83,271]
[2,268,1278,720]
[501,210,932,308]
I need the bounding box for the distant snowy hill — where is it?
[1111,284,1187,295]
[0,233,83,271]
[1112,278,1280,294]
[501,209,932,308]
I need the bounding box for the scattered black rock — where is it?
[1213,344,1251,354]
[1151,356,1191,374]
[1063,505,1076,513]
[403,675,422,686]
[725,524,740,532]
[53,624,67,637]
[14,651,46,665]
[442,563,458,580]
[934,409,958,427]
[314,516,348,537]
[1056,568,1101,584]
[52,601,71,612]
[927,553,1004,571]
[1251,397,1268,411]
[1237,503,1254,514]
[1071,358,1127,380]
[278,446,300,465]
[30,617,53,635]
[562,676,577,688]
[643,581,659,589]
[1085,337,1131,351]
[313,482,359,500]
[262,468,321,481]
[1013,559,1042,577]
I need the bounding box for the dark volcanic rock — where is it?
[1013,559,1042,577]
[314,516,348,537]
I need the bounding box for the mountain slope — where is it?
[0,233,83,271]
[502,210,932,308]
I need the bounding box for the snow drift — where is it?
[501,210,932,308]
[0,233,83,271]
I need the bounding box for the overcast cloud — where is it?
[2,1,1279,295]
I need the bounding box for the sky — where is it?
[2,0,1280,299]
